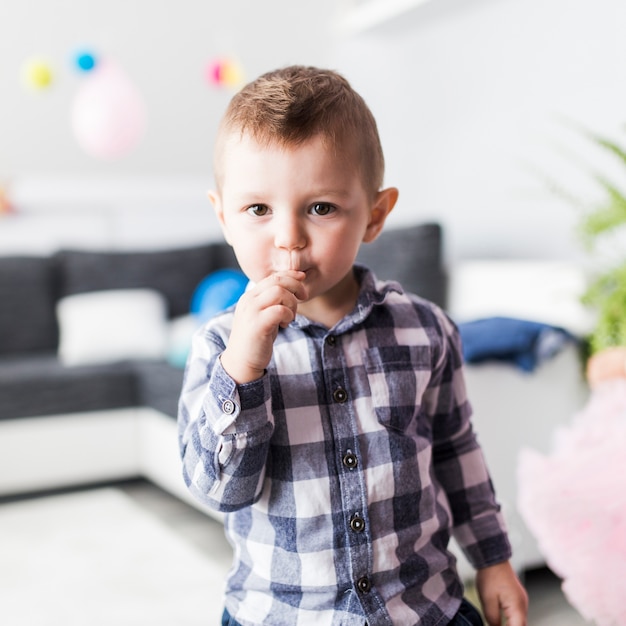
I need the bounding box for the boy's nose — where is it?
[274,215,306,251]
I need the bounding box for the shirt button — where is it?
[221,399,235,415]
[350,514,365,533]
[357,576,371,594]
[343,452,358,470]
[333,388,348,403]
[326,335,336,346]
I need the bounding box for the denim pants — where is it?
[448,598,484,625]
[221,598,483,625]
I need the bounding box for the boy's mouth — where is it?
[275,251,305,273]
[272,266,309,276]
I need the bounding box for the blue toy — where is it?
[190,268,248,323]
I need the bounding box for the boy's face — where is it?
[210,132,396,322]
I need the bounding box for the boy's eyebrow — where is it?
[309,187,353,199]
[229,187,354,201]
[227,189,267,201]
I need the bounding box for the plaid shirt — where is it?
[178,266,511,626]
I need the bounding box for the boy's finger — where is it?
[502,600,528,626]
[267,272,308,300]
[480,598,501,626]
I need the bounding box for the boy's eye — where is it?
[310,203,334,216]
[247,204,269,216]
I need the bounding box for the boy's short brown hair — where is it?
[214,66,385,197]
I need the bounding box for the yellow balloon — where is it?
[22,58,54,90]
[221,60,244,88]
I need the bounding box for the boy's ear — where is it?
[363,187,399,243]
[208,190,232,245]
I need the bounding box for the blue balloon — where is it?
[75,51,97,72]
[190,269,248,322]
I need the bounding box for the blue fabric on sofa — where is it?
[458,316,575,372]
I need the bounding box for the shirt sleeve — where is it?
[177,320,275,512]
[425,309,513,570]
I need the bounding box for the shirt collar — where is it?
[291,264,404,333]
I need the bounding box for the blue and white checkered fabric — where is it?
[178,267,511,626]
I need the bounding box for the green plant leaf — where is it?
[544,117,626,353]
[580,174,626,243]
[583,262,626,352]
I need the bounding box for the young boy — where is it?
[178,66,528,626]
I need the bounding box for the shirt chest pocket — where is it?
[363,345,432,432]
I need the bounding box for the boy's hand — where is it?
[475,561,528,626]
[220,270,307,384]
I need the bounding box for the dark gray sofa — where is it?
[0,223,445,500]
[0,244,240,422]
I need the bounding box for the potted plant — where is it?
[562,126,626,384]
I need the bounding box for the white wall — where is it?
[2,0,625,262]
[335,0,626,263]
[0,0,338,251]
[0,0,337,177]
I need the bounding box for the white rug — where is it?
[0,488,231,626]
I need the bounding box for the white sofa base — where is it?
[135,408,223,521]
[0,409,139,496]
[0,407,223,523]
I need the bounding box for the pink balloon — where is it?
[71,61,146,159]
[206,59,222,86]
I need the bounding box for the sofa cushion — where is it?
[356,222,447,308]
[0,256,59,356]
[133,361,185,418]
[0,355,138,421]
[55,243,239,319]
[57,289,169,366]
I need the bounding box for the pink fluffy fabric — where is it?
[518,379,626,625]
